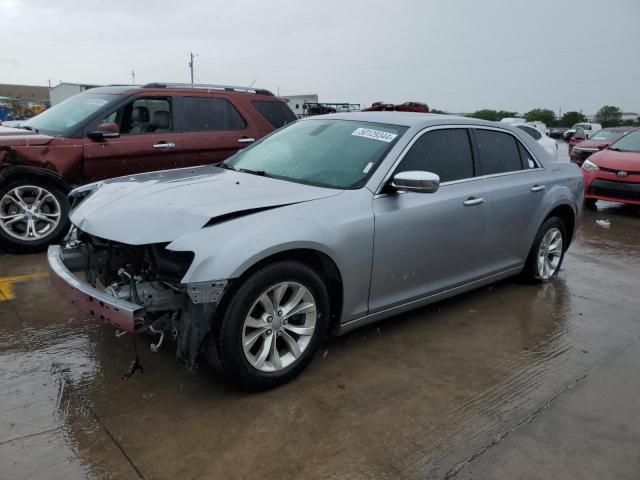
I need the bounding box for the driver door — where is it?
[83,96,183,182]
[369,127,489,312]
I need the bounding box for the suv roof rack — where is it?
[142,83,274,96]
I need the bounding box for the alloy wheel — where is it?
[242,281,317,372]
[0,185,62,241]
[537,227,563,280]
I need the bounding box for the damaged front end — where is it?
[47,230,228,369]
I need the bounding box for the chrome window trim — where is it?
[375,124,544,195]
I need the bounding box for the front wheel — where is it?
[208,261,330,390]
[0,177,70,252]
[523,217,567,283]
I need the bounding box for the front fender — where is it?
[167,189,375,322]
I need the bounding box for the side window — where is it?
[517,141,538,169]
[183,97,246,132]
[517,125,541,140]
[395,129,474,183]
[475,129,522,175]
[101,97,172,135]
[252,101,297,128]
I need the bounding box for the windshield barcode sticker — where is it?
[352,128,398,143]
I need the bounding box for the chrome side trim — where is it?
[336,265,522,335]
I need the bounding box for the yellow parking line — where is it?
[0,272,49,301]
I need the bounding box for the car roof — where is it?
[82,84,277,98]
[303,111,504,129]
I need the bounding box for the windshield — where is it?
[225,119,407,189]
[590,130,627,141]
[24,93,118,135]
[608,129,640,153]
[572,123,590,130]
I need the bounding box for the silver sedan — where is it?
[48,113,584,389]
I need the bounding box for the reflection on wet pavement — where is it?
[1,203,639,479]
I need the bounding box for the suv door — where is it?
[178,96,258,167]
[471,128,548,272]
[83,96,182,182]
[369,127,489,312]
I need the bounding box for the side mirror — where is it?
[391,171,440,193]
[88,123,120,140]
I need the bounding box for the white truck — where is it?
[563,122,602,140]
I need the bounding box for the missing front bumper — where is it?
[47,245,145,332]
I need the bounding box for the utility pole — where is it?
[131,70,135,84]
[189,52,194,85]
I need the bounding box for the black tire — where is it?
[207,261,330,390]
[0,176,70,253]
[523,216,567,283]
[585,198,597,209]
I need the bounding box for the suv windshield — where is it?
[225,119,406,189]
[24,93,118,135]
[609,129,640,153]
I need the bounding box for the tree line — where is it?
[431,106,638,128]
[424,105,640,128]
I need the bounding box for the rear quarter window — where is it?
[252,101,297,128]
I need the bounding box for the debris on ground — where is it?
[596,219,611,228]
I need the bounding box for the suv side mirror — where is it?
[88,123,120,140]
[391,171,440,193]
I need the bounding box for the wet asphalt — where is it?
[1,142,640,479]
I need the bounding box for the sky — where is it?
[1,0,639,115]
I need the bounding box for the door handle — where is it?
[463,197,484,206]
[153,142,176,149]
[238,137,255,144]
[531,185,546,192]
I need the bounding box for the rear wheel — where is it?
[0,177,70,252]
[523,217,567,283]
[208,261,330,390]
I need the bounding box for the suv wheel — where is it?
[208,261,330,390]
[0,178,70,252]
[523,217,567,283]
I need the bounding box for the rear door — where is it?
[83,95,182,181]
[472,127,548,272]
[178,95,259,167]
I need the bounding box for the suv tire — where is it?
[208,261,330,390]
[0,177,70,252]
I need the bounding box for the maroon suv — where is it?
[0,83,295,251]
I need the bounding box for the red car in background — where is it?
[363,102,395,111]
[569,127,635,164]
[581,128,640,207]
[394,101,429,113]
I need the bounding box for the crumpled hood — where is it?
[0,127,54,146]
[71,165,341,245]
